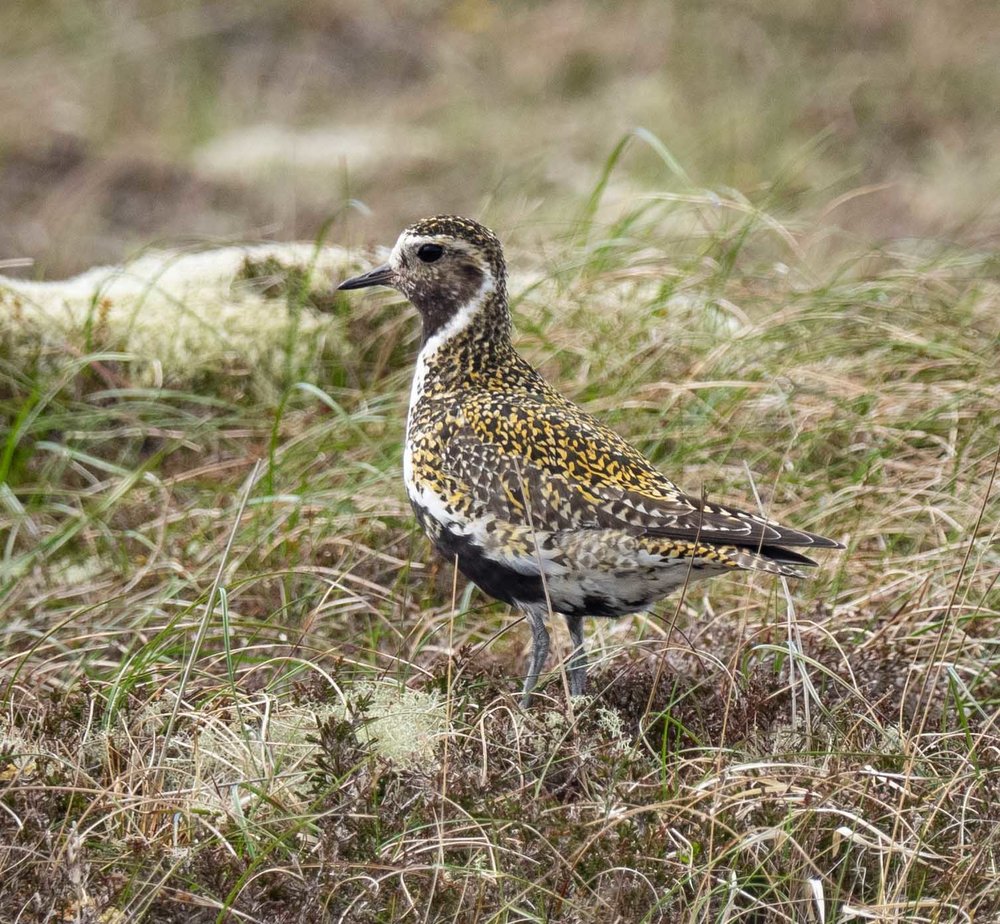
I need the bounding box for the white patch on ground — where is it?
[347,682,446,766]
[68,684,446,835]
[0,243,359,384]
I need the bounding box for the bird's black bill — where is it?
[338,263,395,290]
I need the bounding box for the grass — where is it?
[1,168,999,922]
[5,0,1000,277]
[4,2,1000,919]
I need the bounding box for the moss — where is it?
[236,254,348,316]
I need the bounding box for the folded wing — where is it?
[443,392,842,562]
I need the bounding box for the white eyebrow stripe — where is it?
[397,232,475,254]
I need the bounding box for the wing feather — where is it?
[441,392,841,555]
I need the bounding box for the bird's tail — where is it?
[726,544,820,579]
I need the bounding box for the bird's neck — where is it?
[412,287,516,396]
[416,272,510,342]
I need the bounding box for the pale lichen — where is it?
[347,682,446,768]
[0,243,365,385]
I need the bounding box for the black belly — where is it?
[427,524,632,618]
[412,501,653,618]
[430,522,545,608]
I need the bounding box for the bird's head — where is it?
[339,215,507,342]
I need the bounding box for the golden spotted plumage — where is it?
[339,216,843,702]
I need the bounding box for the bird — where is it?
[338,216,843,704]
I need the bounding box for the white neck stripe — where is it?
[405,276,495,420]
[418,274,495,359]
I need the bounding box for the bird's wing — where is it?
[443,392,840,553]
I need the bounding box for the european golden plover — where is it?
[339,216,842,703]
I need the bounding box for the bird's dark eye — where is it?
[417,243,444,263]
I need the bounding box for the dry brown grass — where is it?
[3,2,1000,920]
[2,188,999,920]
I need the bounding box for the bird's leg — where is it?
[565,614,587,697]
[521,607,550,707]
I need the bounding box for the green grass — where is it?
[2,176,998,921]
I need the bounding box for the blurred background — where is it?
[3,0,1000,277]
